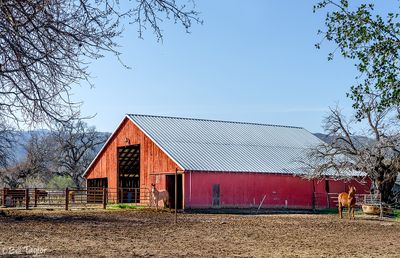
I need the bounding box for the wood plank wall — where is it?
[85,117,180,192]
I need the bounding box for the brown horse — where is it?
[150,184,169,210]
[338,186,356,219]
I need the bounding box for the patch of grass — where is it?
[108,203,139,209]
[394,209,400,221]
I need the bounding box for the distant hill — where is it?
[313,133,373,147]
[10,130,50,162]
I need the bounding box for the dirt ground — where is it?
[0,209,398,257]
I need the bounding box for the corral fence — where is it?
[208,192,395,217]
[314,192,397,218]
[0,187,152,210]
[0,188,396,217]
[313,193,375,209]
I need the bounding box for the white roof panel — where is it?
[128,114,323,174]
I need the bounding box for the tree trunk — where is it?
[375,173,397,203]
[72,175,82,189]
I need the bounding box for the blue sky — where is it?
[72,1,393,133]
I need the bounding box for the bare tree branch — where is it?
[304,101,400,203]
[52,119,108,187]
[0,0,201,173]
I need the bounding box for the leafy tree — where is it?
[313,0,400,202]
[46,175,75,189]
[315,0,400,118]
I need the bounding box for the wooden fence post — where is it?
[34,188,38,207]
[25,188,29,210]
[2,188,6,207]
[379,193,383,219]
[134,188,137,205]
[65,188,69,211]
[102,187,107,209]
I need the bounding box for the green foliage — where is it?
[315,1,400,118]
[46,175,75,189]
[394,209,400,220]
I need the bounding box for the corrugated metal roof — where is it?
[127,114,324,174]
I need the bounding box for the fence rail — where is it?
[313,193,379,209]
[0,187,152,210]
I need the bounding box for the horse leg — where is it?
[165,197,170,210]
[352,206,355,220]
[348,204,351,219]
[338,202,343,219]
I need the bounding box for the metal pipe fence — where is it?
[105,187,151,204]
[313,193,383,209]
[0,187,152,210]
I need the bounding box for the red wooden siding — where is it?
[85,117,180,192]
[184,171,371,209]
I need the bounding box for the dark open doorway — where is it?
[118,145,140,203]
[166,174,183,209]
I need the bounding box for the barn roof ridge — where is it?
[142,139,311,149]
[127,113,304,129]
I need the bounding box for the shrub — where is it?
[46,176,75,189]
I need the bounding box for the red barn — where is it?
[83,114,370,209]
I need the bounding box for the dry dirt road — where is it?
[0,209,398,257]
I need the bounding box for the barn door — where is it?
[212,184,220,207]
[166,174,183,209]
